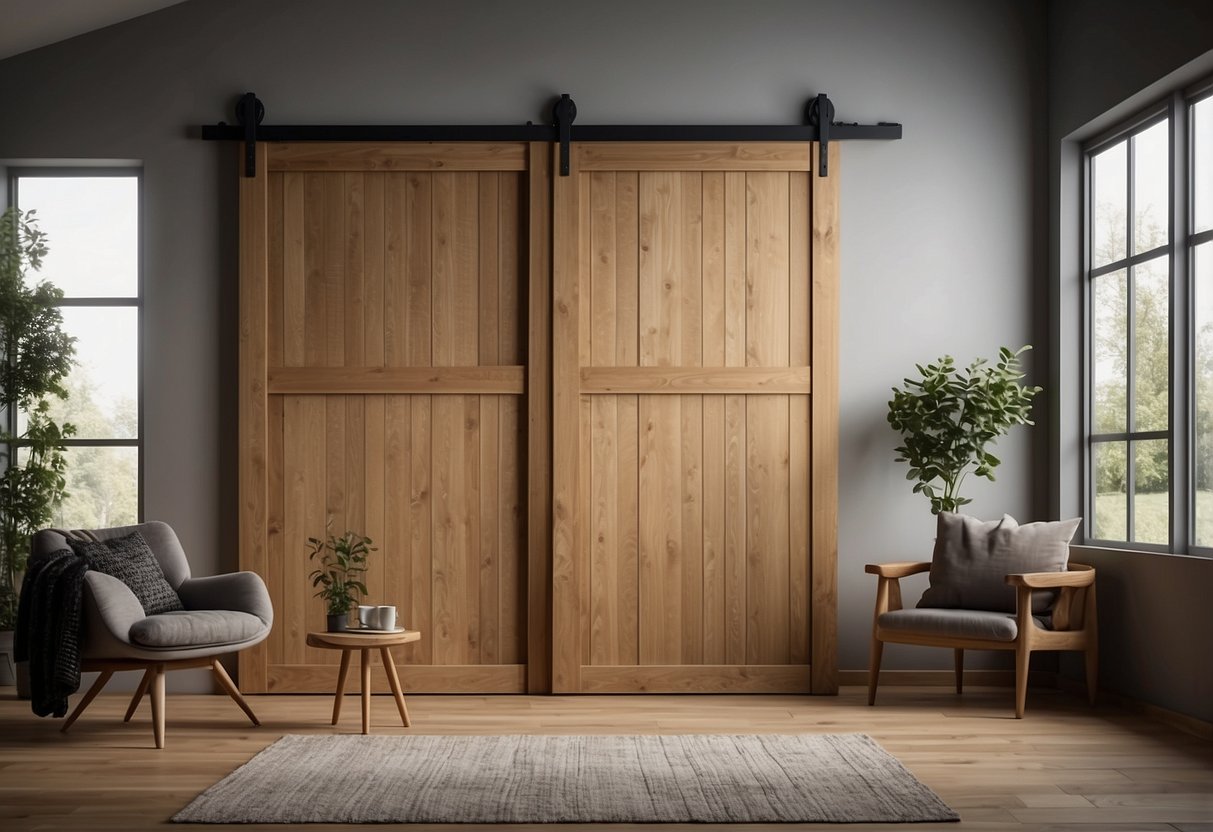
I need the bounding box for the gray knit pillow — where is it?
[918,512,1080,614]
[68,531,184,616]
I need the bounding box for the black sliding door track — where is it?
[201,92,902,178]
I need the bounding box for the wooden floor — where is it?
[1,685,1210,831]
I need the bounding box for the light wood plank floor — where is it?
[1,685,1210,831]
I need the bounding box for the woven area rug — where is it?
[173,733,958,824]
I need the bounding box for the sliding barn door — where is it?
[239,143,546,693]
[551,144,838,693]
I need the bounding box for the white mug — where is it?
[357,605,378,629]
[375,605,397,630]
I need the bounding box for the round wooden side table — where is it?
[305,630,421,734]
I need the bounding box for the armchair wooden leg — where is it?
[211,659,260,727]
[61,670,114,733]
[867,637,883,706]
[1014,643,1030,719]
[124,669,152,723]
[150,664,166,749]
[954,649,964,695]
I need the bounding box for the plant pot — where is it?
[326,613,349,633]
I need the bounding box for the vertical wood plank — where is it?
[526,142,553,692]
[616,393,640,666]
[301,395,328,664]
[344,173,366,367]
[303,173,327,367]
[639,393,681,664]
[238,143,269,692]
[810,145,840,694]
[745,171,791,666]
[267,173,284,371]
[701,172,726,665]
[550,144,582,691]
[478,173,501,665]
[680,393,704,664]
[499,394,524,664]
[282,172,305,367]
[679,172,703,664]
[723,170,748,665]
[615,172,641,667]
[324,173,346,368]
[364,173,385,367]
[788,171,811,666]
[589,171,618,665]
[410,396,434,665]
[383,395,410,641]
[265,394,284,681]
[281,396,307,667]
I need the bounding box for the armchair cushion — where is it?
[919,513,1080,613]
[880,608,1050,642]
[129,610,266,649]
[68,531,184,615]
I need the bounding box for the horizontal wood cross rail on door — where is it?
[579,366,811,395]
[267,366,526,394]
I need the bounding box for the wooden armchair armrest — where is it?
[1005,563,1095,589]
[865,561,931,578]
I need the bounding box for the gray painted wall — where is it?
[0,0,1047,691]
[1048,0,1213,722]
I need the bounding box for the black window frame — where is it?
[5,167,144,525]
[1082,77,1213,556]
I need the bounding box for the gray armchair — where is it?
[32,521,272,748]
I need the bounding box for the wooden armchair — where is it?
[865,561,1098,718]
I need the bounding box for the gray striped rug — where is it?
[174,733,958,824]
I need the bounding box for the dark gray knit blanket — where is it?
[15,548,89,718]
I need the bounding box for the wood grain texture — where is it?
[578,664,811,693]
[257,151,528,692]
[269,142,528,171]
[580,366,809,394]
[571,158,819,691]
[6,689,1209,830]
[526,143,553,692]
[268,365,525,394]
[576,142,811,171]
[550,146,582,692]
[810,145,840,694]
[238,143,270,692]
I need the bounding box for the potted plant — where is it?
[308,528,375,632]
[888,345,1040,514]
[0,208,76,691]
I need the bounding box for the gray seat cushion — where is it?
[129,610,266,649]
[879,608,1050,642]
[919,512,1081,613]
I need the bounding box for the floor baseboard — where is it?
[1055,675,1213,741]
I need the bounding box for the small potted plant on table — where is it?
[308,529,375,632]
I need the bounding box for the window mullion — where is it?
[1126,135,1137,541]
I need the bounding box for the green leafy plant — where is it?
[888,345,1041,514]
[307,528,375,616]
[0,208,76,629]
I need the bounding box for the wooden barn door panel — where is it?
[552,145,836,694]
[246,148,532,693]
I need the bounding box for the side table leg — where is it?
[360,648,371,735]
[380,647,411,727]
[332,650,352,725]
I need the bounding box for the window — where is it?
[1084,82,1212,553]
[8,171,141,528]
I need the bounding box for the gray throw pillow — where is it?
[68,531,184,616]
[918,512,1081,614]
